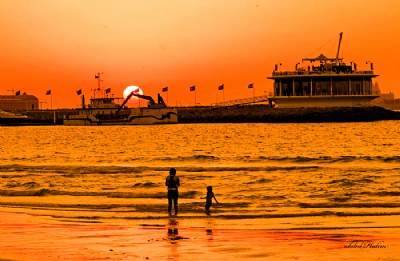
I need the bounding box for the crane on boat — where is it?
[302,32,344,65]
[117,91,167,112]
[335,32,343,65]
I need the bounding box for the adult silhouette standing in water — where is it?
[166,168,180,216]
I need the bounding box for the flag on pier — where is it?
[95,75,100,79]
[248,83,254,89]
[218,84,224,90]
[162,86,168,92]
[46,90,52,95]
[105,88,111,94]
[190,86,196,92]
[76,89,82,95]
[15,90,21,96]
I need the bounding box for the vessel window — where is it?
[281,80,292,96]
[294,81,301,96]
[274,82,279,96]
[332,80,349,95]
[302,81,310,96]
[351,79,363,95]
[364,80,372,95]
[312,79,330,95]
[292,80,310,96]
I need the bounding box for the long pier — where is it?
[212,95,272,107]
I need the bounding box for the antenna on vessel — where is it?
[95,72,103,89]
[93,72,104,98]
[335,32,343,65]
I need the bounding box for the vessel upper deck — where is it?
[269,56,378,79]
[269,68,378,79]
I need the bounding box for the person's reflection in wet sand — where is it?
[206,217,214,241]
[166,218,189,242]
[167,218,179,242]
[166,218,180,260]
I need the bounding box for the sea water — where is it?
[1,122,399,228]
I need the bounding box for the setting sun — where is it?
[123,86,143,102]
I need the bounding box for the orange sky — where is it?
[1,0,400,108]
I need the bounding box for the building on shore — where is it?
[0,93,39,111]
[376,91,395,101]
[370,82,400,109]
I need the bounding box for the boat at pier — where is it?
[0,109,28,125]
[63,75,178,126]
[267,33,379,108]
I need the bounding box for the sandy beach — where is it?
[0,211,399,261]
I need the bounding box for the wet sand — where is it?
[0,211,399,260]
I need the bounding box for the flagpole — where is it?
[248,83,254,98]
[189,86,196,106]
[218,84,225,103]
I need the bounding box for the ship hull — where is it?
[0,118,28,126]
[0,110,28,126]
[63,108,178,126]
[269,95,379,108]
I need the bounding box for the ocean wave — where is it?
[2,203,399,223]
[328,178,375,187]
[2,196,399,224]
[178,155,221,161]
[178,166,320,172]
[0,163,321,175]
[132,182,158,188]
[1,154,399,174]
[262,195,286,200]
[0,189,165,198]
[0,164,166,175]
[245,178,273,185]
[3,162,396,180]
[153,155,221,161]
[299,202,400,208]
[85,155,400,165]
[0,188,201,199]
[246,155,400,164]
[357,191,400,197]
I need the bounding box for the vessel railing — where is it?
[272,70,374,76]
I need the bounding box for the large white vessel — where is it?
[267,33,379,108]
[63,75,178,126]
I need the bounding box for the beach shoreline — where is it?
[1,211,399,260]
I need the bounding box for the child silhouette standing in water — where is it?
[203,186,219,215]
